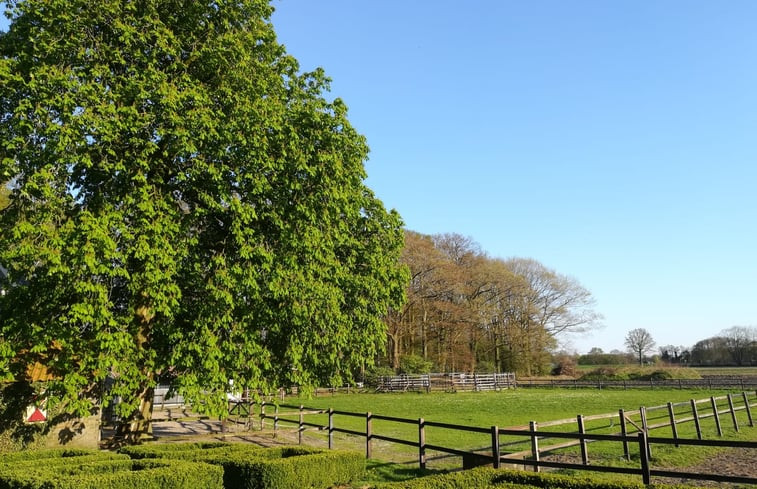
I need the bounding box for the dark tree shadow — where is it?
[0,381,50,447]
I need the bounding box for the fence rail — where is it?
[242,390,757,485]
[376,372,516,392]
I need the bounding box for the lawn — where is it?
[257,388,756,475]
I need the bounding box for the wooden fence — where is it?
[232,391,757,485]
[375,373,516,392]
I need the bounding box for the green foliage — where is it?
[0,452,223,489]
[0,183,9,211]
[119,443,362,489]
[0,448,124,464]
[399,355,433,375]
[579,367,702,381]
[365,365,396,386]
[368,467,666,489]
[0,0,407,436]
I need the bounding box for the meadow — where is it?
[260,388,756,480]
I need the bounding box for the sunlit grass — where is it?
[255,388,755,475]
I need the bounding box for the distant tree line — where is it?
[380,231,602,376]
[577,326,757,367]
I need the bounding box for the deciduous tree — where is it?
[624,328,656,366]
[0,0,406,441]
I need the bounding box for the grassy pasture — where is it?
[266,388,756,478]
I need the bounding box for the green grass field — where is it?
[258,388,756,481]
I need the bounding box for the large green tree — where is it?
[0,0,406,441]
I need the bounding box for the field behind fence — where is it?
[224,390,757,486]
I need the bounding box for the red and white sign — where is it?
[25,405,47,423]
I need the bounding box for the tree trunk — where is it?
[115,384,154,443]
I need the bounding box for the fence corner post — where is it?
[490,425,500,469]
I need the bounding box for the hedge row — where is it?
[120,442,363,489]
[372,467,694,489]
[0,457,223,489]
[1,443,364,489]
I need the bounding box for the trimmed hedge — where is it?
[0,448,119,463]
[0,454,223,489]
[371,467,695,489]
[120,442,363,489]
[118,441,265,459]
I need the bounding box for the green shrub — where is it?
[371,467,693,489]
[222,449,364,489]
[399,355,433,375]
[120,442,362,489]
[119,441,260,459]
[0,458,224,489]
[366,366,397,387]
[579,367,700,382]
[0,448,114,463]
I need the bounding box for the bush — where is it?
[365,366,397,387]
[0,456,224,489]
[0,448,120,463]
[580,367,701,382]
[120,442,363,489]
[371,466,688,489]
[399,355,433,375]
[119,441,263,459]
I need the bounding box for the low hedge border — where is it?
[0,448,117,463]
[120,442,363,489]
[0,458,224,489]
[371,467,695,489]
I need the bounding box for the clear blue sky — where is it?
[268,0,757,354]
[2,2,755,354]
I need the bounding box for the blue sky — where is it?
[2,2,755,353]
[269,0,757,353]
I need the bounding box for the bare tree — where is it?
[625,328,656,366]
[720,326,757,366]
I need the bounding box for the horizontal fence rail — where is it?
[237,391,757,485]
[376,372,516,392]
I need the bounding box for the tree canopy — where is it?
[0,0,406,439]
[385,231,601,375]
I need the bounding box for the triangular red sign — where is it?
[27,407,46,422]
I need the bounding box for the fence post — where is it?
[273,404,279,434]
[418,418,426,469]
[490,425,500,469]
[710,396,722,437]
[743,392,754,427]
[691,399,702,440]
[640,407,651,458]
[366,412,372,459]
[667,402,679,447]
[619,409,630,461]
[529,421,540,472]
[261,401,266,430]
[638,431,651,485]
[328,408,334,449]
[577,415,589,465]
[727,394,739,432]
[298,405,304,445]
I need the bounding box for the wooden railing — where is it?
[236,391,757,485]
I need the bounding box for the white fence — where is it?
[376,372,516,392]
